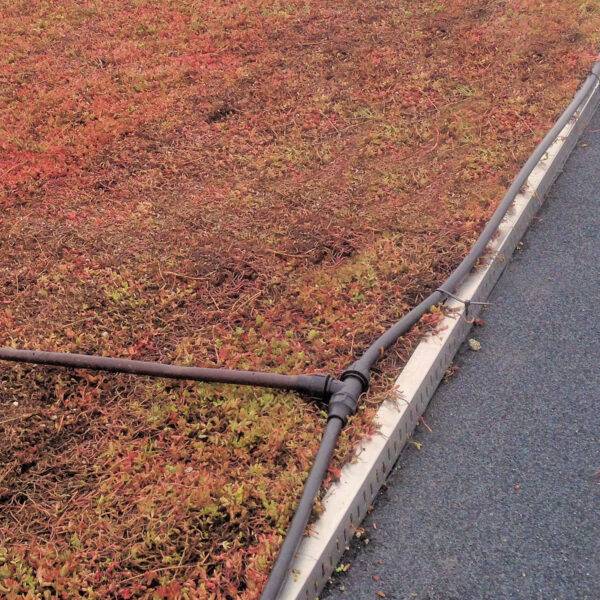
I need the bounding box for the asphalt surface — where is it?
[324,108,600,599]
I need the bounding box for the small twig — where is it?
[0,413,35,427]
[230,290,262,314]
[163,270,213,282]
[264,248,312,259]
[418,415,433,433]
[118,563,192,585]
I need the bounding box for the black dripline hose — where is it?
[259,416,345,600]
[0,347,341,398]
[260,62,600,599]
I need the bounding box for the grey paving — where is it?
[324,108,600,599]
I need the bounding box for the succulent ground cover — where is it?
[1,0,599,597]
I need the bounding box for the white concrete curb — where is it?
[278,80,600,600]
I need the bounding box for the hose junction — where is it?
[2,61,599,600]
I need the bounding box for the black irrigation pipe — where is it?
[1,62,599,600]
[0,348,342,399]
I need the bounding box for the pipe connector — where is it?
[340,360,370,392]
[299,374,344,400]
[327,364,370,425]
